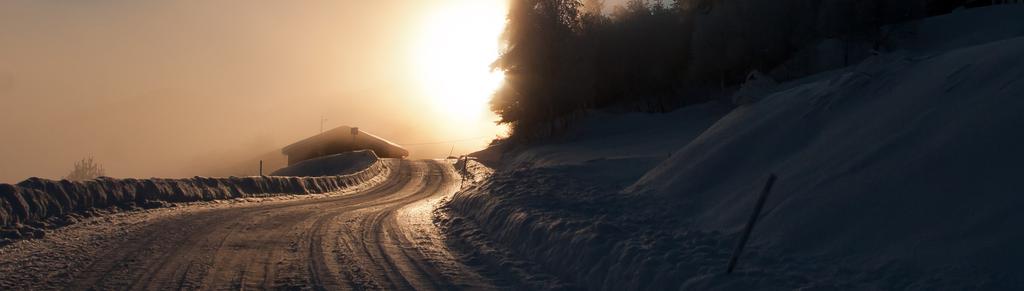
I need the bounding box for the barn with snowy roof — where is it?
[281,125,408,165]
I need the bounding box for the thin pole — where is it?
[320,115,325,134]
[259,160,264,176]
[727,174,777,274]
[458,156,467,189]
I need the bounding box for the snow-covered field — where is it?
[444,6,1024,290]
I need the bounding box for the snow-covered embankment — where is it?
[0,150,388,229]
[445,6,1024,290]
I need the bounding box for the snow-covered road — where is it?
[0,159,504,290]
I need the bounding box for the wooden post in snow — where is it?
[727,174,777,274]
[458,156,466,189]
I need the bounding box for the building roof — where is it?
[281,125,408,156]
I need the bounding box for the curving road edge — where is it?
[0,159,502,290]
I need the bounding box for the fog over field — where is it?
[0,0,506,183]
[3,0,1023,289]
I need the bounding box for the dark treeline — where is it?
[490,0,987,141]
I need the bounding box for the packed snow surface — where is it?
[446,6,1024,290]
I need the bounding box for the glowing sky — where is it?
[0,0,508,182]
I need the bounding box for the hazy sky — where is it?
[0,0,509,182]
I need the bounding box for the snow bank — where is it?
[446,101,733,290]
[626,35,1024,289]
[447,6,1024,290]
[504,101,732,170]
[0,159,388,228]
[270,150,378,177]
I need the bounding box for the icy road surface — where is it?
[0,160,501,290]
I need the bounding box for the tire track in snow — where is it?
[2,159,509,290]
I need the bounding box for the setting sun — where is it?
[413,0,507,122]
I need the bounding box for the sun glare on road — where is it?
[413,0,507,122]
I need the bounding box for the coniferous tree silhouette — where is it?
[491,0,955,142]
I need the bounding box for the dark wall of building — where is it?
[282,127,408,165]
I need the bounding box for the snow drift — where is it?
[271,150,379,177]
[446,101,734,290]
[446,6,1024,290]
[0,158,388,228]
[627,35,1024,289]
